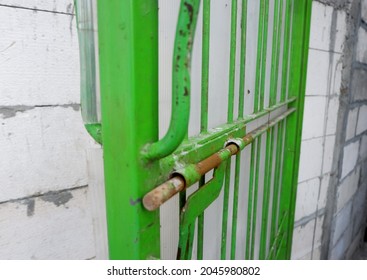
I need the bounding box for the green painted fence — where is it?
[76,0,312,260]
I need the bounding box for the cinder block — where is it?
[0,1,74,14]
[0,187,95,259]
[0,7,79,106]
[362,0,367,23]
[356,105,367,135]
[314,215,325,248]
[326,96,340,135]
[319,174,330,209]
[301,96,327,140]
[337,167,360,212]
[323,135,336,174]
[345,108,359,141]
[305,50,342,96]
[341,141,360,179]
[351,68,367,102]
[352,183,367,236]
[333,201,352,246]
[298,138,324,182]
[291,219,315,260]
[309,2,346,53]
[295,178,320,221]
[330,226,353,259]
[356,27,367,64]
[360,134,367,160]
[0,106,91,202]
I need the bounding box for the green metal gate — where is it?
[76,0,312,260]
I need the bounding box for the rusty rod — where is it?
[143,109,295,211]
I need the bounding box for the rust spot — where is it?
[184,2,194,30]
[184,87,189,96]
[196,153,222,175]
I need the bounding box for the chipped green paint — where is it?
[79,0,312,260]
[143,0,201,161]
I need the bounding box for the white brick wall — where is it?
[309,2,346,53]
[293,0,348,260]
[356,27,367,64]
[356,105,367,135]
[362,0,367,23]
[0,187,94,259]
[345,108,359,140]
[341,141,360,179]
[0,0,74,13]
[0,1,96,259]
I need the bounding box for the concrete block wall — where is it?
[292,0,346,260]
[292,0,367,260]
[0,1,96,259]
[327,0,367,259]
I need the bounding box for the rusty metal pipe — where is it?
[143,109,295,211]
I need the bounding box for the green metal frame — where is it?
[77,0,313,260]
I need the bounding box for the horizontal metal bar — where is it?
[158,97,296,182]
[143,108,296,211]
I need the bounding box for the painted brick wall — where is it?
[0,1,96,259]
[292,0,367,260]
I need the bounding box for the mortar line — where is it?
[0,185,88,205]
[0,4,74,16]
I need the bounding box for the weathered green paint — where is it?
[97,0,160,259]
[178,162,227,260]
[157,97,295,185]
[85,0,312,260]
[143,0,201,161]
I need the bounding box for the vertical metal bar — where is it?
[270,120,284,244]
[230,154,241,259]
[238,0,248,119]
[250,136,262,259]
[278,0,312,259]
[269,0,283,107]
[259,127,274,259]
[97,0,159,259]
[221,160,232,259]
[254,0,265,113]
[201,0,211,132]
[245,142,256,259]
[227,0,238,123]
[280,0,292,102]
[197,177,205,260]
[259,0,269,111]
[197,0,211,260]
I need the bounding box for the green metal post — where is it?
[278,0,312,259]
[97,0,160,259]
